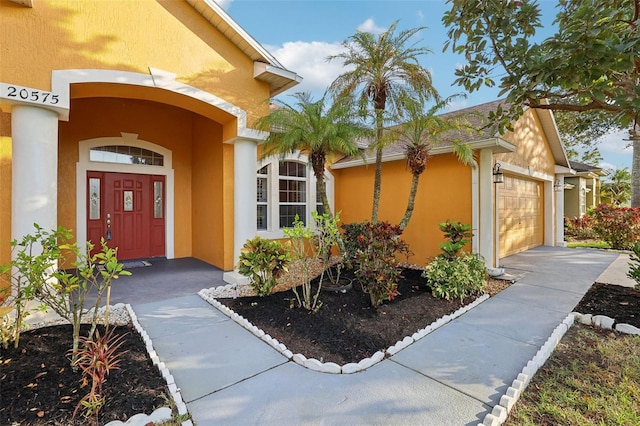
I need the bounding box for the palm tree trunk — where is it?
[399,172,420,230]
[317,175,333,218]
[311,152,333,217]
[371,109,385,223]
[632,134,640,207]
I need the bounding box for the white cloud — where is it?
[598,161,619,171]
[417,10,424,21]
[357,18,387,34]
[266,41,349,98]
[215,0,233,10]
[597,129,633,155]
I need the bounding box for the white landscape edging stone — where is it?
[479,311,640,426]
[113,304,190,425]
[198,289,490,374]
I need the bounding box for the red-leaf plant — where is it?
[70,326,129,425]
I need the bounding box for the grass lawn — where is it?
[505,323,640,425]
[566,241,611,249]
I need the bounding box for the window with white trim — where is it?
[256,155,333,235]
[257,165,268,230]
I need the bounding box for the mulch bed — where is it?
[2,267,636,425]
[219,267,479,365]
[574,282,640,328]
[0,324,168,426]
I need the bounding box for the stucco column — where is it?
[555,176,567,247]
[478,149,497,270]
[223,138,257,284]
[11,105,59,241]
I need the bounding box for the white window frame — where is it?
[256,152,334,239]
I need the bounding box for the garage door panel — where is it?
[499,175,544,258]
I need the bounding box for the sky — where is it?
[217,0,632,173]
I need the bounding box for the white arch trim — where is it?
[76,134,175,259]
[51,68,268,141]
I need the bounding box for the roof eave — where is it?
[254,62,303,97]
[534,102,571,168]
[187,0,301,96]
[331,138,516,170]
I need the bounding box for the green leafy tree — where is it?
[255,92,365,218]
[602,167,632,206]
[554,109,618,165]
[328,21,440,222]
[443,0,640,205]
[396,96,474,230]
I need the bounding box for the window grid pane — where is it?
[279,179,306,203]
[257,205,268,230]
[279,205,306,228]
[257,177,267,203]
[279,161,306,177]
[90,145,164,166]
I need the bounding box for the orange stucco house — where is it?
[0,0,301,284]
[333,100,574,272]
[1,0,573,286]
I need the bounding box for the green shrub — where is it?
[341,221,367,268]
[591,204,640,250]
[628,242,640,289]
[0,224,130,365]
[438,220,473,259]
[422,253,487,301]
[238,236,290,297]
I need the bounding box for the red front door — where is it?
[87,172,165,260]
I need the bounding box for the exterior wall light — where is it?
[554,179,563,192]
[492,163,504,184]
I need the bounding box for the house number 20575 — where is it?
[1,84,59,106]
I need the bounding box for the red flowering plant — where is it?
[564,214,597,240]
[591,204,640,250]
[346,221,411,307]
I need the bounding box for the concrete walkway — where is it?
[133,247,622,425]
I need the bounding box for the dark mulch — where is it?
[574,282,640,328]
[2,268,636,425]
[0,323,168,426]
[219,267,477,365]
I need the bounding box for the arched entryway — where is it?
[49,69,266,271]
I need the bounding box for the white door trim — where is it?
[76,133,175,258]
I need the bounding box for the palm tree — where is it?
[328,21,440,222]
[396,97,475,230]
[254,92,365,218]
[601,167,632,206]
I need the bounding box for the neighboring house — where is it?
[563,160,607,218]
[0,0,301,285]
[332,100,571,270]
[0,0,572,286]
